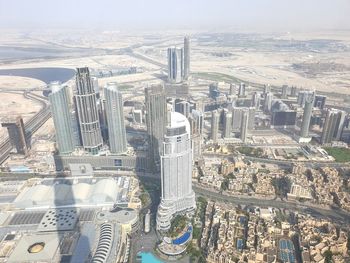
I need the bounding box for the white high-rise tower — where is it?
[156,112,196,231]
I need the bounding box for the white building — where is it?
[157,112,196,231]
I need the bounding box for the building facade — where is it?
[74,67,103,154]
[183,36,190,80]
[145,85,167,171]
[156,112,196,231]
[321,108,346,144]
[300,91,315,138]
[211,110,220,142]
[105,82,127,154]
[49,82,76,154]
[168,47,183,83]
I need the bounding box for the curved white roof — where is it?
[91,179,118,203]
[169,111,190,135]
[15,178,119,208]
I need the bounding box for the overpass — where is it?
[0,91,51,164]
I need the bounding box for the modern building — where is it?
[168,47,183,83]
[271,111,297,128]
[263,84,271,94]
[314,95,327,110]
[290,86,297,97]
[297,90,314,107]
[238,83,246,97]
[223,110,232,138]
[105,82,127,154]
[183,36,190,80]
[74,67,103,154]
[264,92,274,112]
[281,85,288,99]
[1,116,28,155]
[91,76,100,97]
[132,109,143,124]
[156,112,195,231]
[145,85,167,171]
[232,107,255,131]
[49,82,76,154]
[189,110,203,161]
[300,91,315,138]
[271,100,297,128]
[211,110,220,142]
[230,84,236,95]
[321,108,347,144]
[240,110,249,143]
[251,92,261,109]
[209,83,220,99]
[175,99,191,118]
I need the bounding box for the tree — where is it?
[323,250,333,263]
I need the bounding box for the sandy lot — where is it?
[0,92,42,140]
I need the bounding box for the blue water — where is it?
[138,252,163,263]
[0,67,76,84]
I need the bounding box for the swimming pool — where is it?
[137,252,164,263]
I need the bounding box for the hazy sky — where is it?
[0,0,349,31]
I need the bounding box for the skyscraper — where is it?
[232,107,255,131]
[49,82,76,154]
[300,91,315,138]
[264,92,274,112]
[297,90,314,107]
[229,84,236,95]
[238,83,246,97]
[314,95,327,110]
[189,109,203,162]
[104,82,127,154]
[281,85,288,99]
[168,47,183,83]
[211,110,220,142]
[174,99,191,118]
[321,109,346,144]
[183,36,190,80]
[156,112,196,231]
[145,85,167,170]
[223,110,232,138]
[240,110,249,143]
[74,67,103,154]
[1,116,28,155]
[251,92,261,109]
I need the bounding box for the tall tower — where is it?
[211,110,220,142]
[223,111,232,138]
[321,109,346,144]
[183,36,190,80]
[74,67,103,154]
[251,92,261,109]
[240,110,249,143]
[105,82,127,154]
[168,47,183,83]
[281,85,288,99]
[238,83,246,97]
[145,85,167,171]
[300,91,315,138]
[189,109,203,161]
[264,92,274,112]
[49,82,76,154]
[2,116,28,155]
[156,112,196,231]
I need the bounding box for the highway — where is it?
[0,91,51,164]
[203,152,350,169]
[193,185,350,225]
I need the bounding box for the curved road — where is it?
[0,91,50,164]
